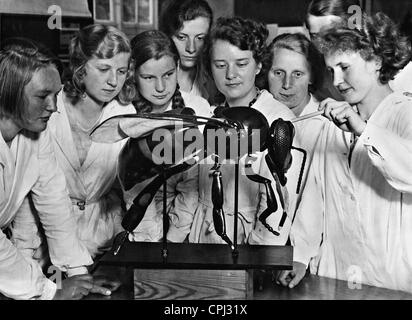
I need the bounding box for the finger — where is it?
[318,98,335,111]
[76,279,94,290]
[93,277,122,291]
[105,281,121,292]
[91,284,112,296]
[72,286,90,300]
[323,100,343,120]
[323,102,335,121]
[288,271,305,289]
[334,104,356,124]
[334,109,350,125]
[277,271,292,287]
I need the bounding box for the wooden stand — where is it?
[100,241,293,300]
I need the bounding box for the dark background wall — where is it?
[371,0,412,40]
[235,0,311,26]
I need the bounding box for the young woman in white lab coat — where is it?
[160,0,219,105]
[188,17,296,246]
[11,25,136,261]
[126,30,212,242]
[278,12,412,292]
[0,40,116,300]
[306,0,412,95]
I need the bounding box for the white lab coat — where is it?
[1,128,92,300]
[286,95,328,216]
[389,61,412,94]
[178,63,219,105]
[50,93,136,256]
[290,91,412,292]
[127,91,212,242]
[12,92,137,259]
[189,89,296,245]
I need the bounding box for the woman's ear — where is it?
[256,62,262,75]
[373,56,383,71]
[365,56,382,75]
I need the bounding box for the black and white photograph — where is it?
[1,0,412,312]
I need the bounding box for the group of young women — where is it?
[1,0,412,299]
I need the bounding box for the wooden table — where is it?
[87,265,412,300]
[254,272,412,300]
[91,242,293,300]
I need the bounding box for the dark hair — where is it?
[266,33,324,93]
[206,16,269,86]
[315,12,412,84]
[307,0,361,18]
[131,30,185,113]
[160,0,213,37]
[0,38,62,121]
[63,24,135,105]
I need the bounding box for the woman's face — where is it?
[268,47,311,115]
[172,16,210,70]
[306,14,342,38]
[211,39,261,106]
[82,52,130,104]
[135,55,177,111]
[325,50,380,105]
[17,65,61,133]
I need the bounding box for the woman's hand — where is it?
[319,98,367,136]
[53,274,120,300]
[276,261,307,288]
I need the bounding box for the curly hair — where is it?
[0,38,62,121]
[264,33,324,93]
[315,12,412,84]
[205,16,269,87]
[131,30,185,113]
[63,24,135,105]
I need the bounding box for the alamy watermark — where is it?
[47,265,63,289]
[347,265,362,290]
[47,5,62,30]
[348,5,363,30]
[148,126,263,167]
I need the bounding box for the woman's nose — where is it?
[333,70,344,87]
[45,96,57,113]
[155,78,166,92]
[282,74,294,89]
[107,70,118,87]
[185,38,196,54]
[226,64,237,80]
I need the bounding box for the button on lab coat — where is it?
[12,92,137,259]
[51,93,136,257]
[291,92,412,292]
[1,128,92,300]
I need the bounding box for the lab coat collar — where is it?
[80,99,132,171]
[50,94,133,173]
[49,93,82,171]
[300,94,320,116]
